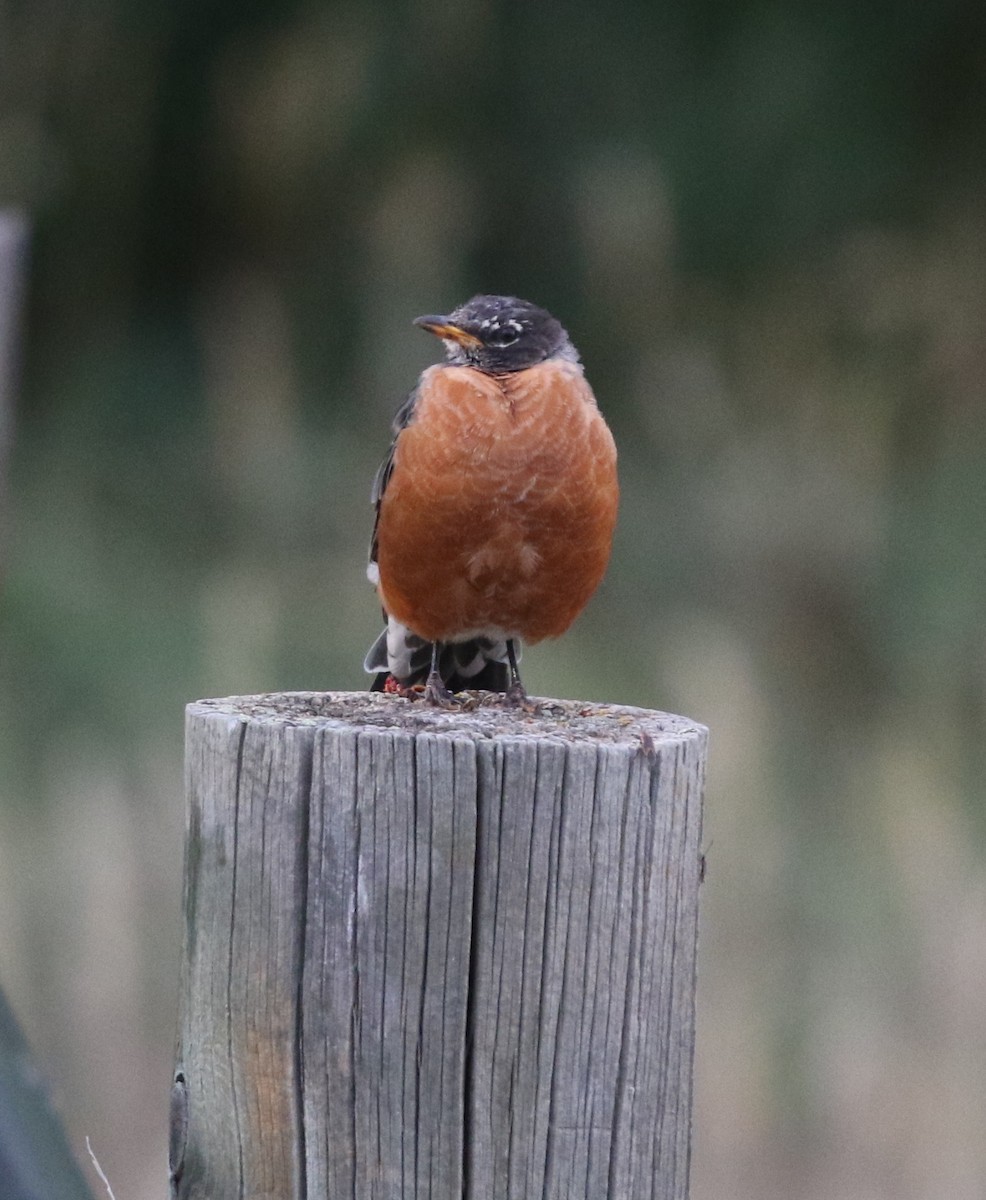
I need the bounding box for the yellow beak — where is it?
[413,315,484,349]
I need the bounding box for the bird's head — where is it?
[413,295,578,373]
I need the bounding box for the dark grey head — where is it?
[413,294,579,373]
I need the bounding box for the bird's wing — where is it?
[369,385,420,569]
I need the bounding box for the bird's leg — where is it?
[423,641,459,707]
[502,639,533,709]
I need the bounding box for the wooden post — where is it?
[171,691,707,1200]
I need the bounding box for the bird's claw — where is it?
[423,671,461,708]
[502,684,539,714]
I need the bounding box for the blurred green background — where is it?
[1,1,985,1196]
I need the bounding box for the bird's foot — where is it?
[423,671,460,708]
[502,683,539,714]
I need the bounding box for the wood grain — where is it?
[173,692,707,1200]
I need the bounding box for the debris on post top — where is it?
[175,691,707,1200]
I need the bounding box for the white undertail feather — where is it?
[363,614,516,681]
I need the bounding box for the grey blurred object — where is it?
[0,210,28,572]
[0,210,90,1200]
[0,984,94,1200]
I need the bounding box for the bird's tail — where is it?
[364,617,514,693]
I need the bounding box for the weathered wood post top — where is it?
[172,691,707,1200]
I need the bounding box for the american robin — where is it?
[364,294,618,706]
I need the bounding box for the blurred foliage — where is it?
[1,1,985,1198]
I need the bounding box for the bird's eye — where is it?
[489,326,520,347]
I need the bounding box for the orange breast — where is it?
[375,360,618,644]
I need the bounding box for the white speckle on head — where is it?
[366,561,380,585]
[506,319,523,333]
